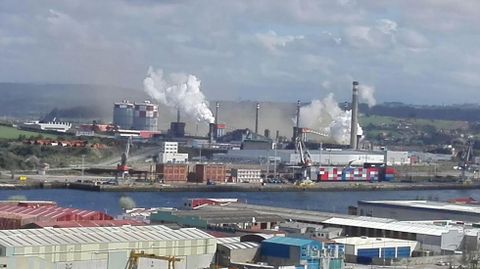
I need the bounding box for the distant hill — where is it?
[360,103,480,122]
[0,83,148,119]
[1,83,478,139]
[0,83,296,136]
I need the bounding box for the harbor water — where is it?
[0,188,478,216]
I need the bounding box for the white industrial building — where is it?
[214,149,409,166]
[21,121,72,133]
[0,225,216,269]
[334,236,418,263]
[158,141,189,164]
[357,200,480,222]
[322,216,480,254]
[230,168,262,183]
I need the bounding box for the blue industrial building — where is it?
[260,237,323,269]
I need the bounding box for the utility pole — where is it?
[273,144,277,179]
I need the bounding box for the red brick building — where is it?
[156,163,188,183]
[194,164,226,183]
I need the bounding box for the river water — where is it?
[0,188,478,216]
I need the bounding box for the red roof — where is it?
[27,220,144,228]
[0,203,113,224]
[447,197,478,204]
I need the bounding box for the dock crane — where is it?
[117,136,133,179]
[460,139,475,181]
[125,250,181,269]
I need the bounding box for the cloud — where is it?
[0,0,478,104]
[255,30,304,53]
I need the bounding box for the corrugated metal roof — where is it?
[262,236,316,247]
[0,225,214,247]
[220,241,260,250]
[27,220,144,228]
[359,200,480,214]
[217,237,240,244]
[323,217,451,236]
[0,204,112,222]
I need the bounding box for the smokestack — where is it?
[293,100,301,141]
[209,123,215,144]
[350,81,359,150]
[215,102,220,125]
[176,108,181,123]
[255,103,260,135]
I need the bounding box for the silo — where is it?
[113,100,134,129]
[133,101,158,131]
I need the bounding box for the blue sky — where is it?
[0,0,479,104]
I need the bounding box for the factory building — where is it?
[321,216,479,254]
[113,100,134,129]
[216,239,261,268]
[155,163,189,183]
[333,236,417,264]
[215,149,409,166]
[194,163,226,183]
[227,203,480,255]
[230,168,262,183]
[157,142,189,164]
[0,225,216,269]
[132,101,158,131]
[357,200,480,222]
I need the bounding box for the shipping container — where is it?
[317,165,396,182]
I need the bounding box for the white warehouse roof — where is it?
[359,200,480,215]
[323,217,452,236]
[0,225,213,248]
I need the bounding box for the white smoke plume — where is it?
[358,84,376,107]
[298,93,363,144]
[143,67,215,123]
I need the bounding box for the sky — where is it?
[0,0,479,105]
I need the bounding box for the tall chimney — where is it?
[294,100,301,141]
[350,81,359,150]
[176,108,181,123]
[215,102,220,125]
[255,103,260,135]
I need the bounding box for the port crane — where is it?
[459,139,475,181]
[117,136,132,179]
[293,128,329,182]
[125,250,181,269]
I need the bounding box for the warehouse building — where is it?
[322,216,478,254]
[156,163,189,183]
[333,236,417,264]
[215,237,260,267]
[0,225,216,269]
[150,207,283,231]
[194,163,226,183]
[215,149,409,166]
[260,237,323,269]
[357,200,480,222]
[0,201,112,230]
